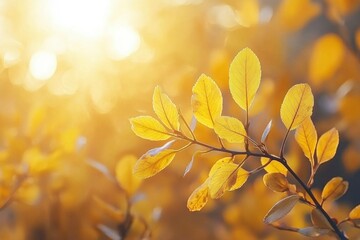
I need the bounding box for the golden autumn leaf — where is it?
[133,149,176,179]
[349,205,360,220]
[321,177,348,202]
[309,34,345,86]
[317,128,339,165]
[130,116,171,141]
[229,48,261,112]
[191,74,223,129]
[116,155,142,195]
[261,157,287,176]
[153,86,180,131]
[187,180,209,212]
[214,116,246,143]
[263,173,289,192]
[295,117,317,165]
[311,208,333,230]
[280,83,314,130]
[208,159,248,199]
[263,195,300,224]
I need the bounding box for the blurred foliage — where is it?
[0,0,360,239]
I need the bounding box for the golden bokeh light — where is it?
[106,24,141,60]
[29,50,57,81]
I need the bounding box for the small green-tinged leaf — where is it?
[191,74,223,128]
[321,177,348,202]
[280,83,314,130]
[263,173,289,192]
[295,117,317,165]
[153,86,180,130]
[214,116,246,143]
[133,149,176,179]
[130,116,171,141]
[298,227,331,237]
[187,180,209,212]
[317,128,339,165]
[229,47,261,112]
[261,157,287,176]
[264,195,300,224]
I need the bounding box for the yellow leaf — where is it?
[317,128,339,165]
[209,157,232,177]
[208,159,248,199]
[280,83,314,130]
[321,177,348,202]
[309,34,345,86]
[153,86,180,131]
[130,116,171,141]
[191,74,223,128]
[229,48,261,112]
[116,155,142,195]
[263,195,300,224]
[349,205,360,220]
[263,173,289,192]
[261,157,287,176]
[311,208,333,230]
[229,168,249,191]
[133,149,176,179]
[295,117,317,165]
[214,116,246,143]
[187,180,209,212]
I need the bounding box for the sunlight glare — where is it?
[29,51,57,81]
[107,24,141,60]
[48,0,111,38]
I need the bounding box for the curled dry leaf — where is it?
[191,74,223,129]
[280,83,314,130]
[153,86,180,131]
[229,47,261,112]
[321,177,348,203]
[264,195,300,224]
[130,116,171,141]
[214,116,246,143]
[133,149,177,179]
[317,128,339,165]
[311,208,333,230]
[263,173,289,192]
[298,227,331,237]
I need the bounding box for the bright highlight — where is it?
[107,24,141,60]
[29,51,57,81]
[48,0,111,38]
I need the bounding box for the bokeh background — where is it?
[0,0,360,239]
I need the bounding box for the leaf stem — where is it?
[176,133,347,239]
[281,159,347,240]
